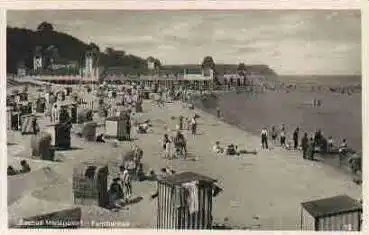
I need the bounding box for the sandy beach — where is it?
[7,88,361,229]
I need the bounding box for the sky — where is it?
[7,10,361,75]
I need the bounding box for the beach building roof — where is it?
[301,194,362,218]
[158,171,216,186]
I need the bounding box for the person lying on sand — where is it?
[7,166,17,176]
[212,141,224,154]
[136,122,149,134]
[225,144,239,156]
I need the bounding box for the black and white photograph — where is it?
[5,9,362,230]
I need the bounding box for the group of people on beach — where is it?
[107,165,133,209]
[161,114,199,160]
[259,124,351,161]
[106,143,144,209]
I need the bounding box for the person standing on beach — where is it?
[271,126,277,145]
[32,116,40,135]
[280,124,286,147]
[163,134,172,159]
[338,139,348,166]
[191,115,197,135]
[301,133,309,159]
[163,134,170,150]
[261,128,268,149]
[216,106,221,118]
[307,137,315,160]
[314,129,322,147]
[327,136,334,152]
[178,115,184,130]
[293,127,299,150]
[121,168,132,199]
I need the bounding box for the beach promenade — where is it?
[7,97,361,229]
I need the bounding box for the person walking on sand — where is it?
[293,127,299,150]
[301,133,309,159]
[271,126,277,145]
[261,127,268,149]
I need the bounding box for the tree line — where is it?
[7,21,276,77]
[7,21,161,74]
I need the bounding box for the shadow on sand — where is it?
[53,146,83,151]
